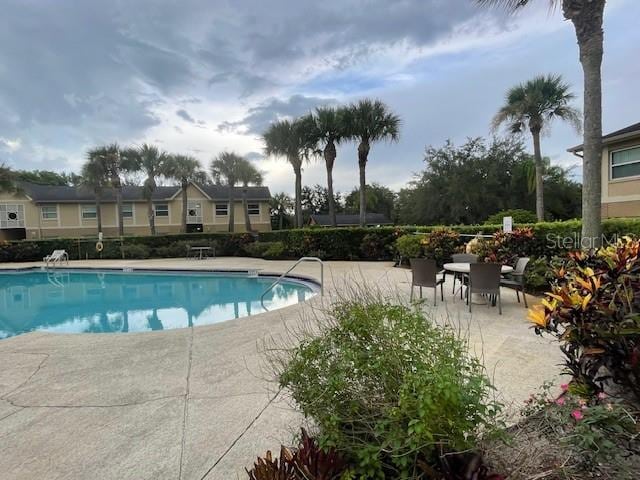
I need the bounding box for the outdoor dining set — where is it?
[408,254,530,314]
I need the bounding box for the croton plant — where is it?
[528,236,640,401]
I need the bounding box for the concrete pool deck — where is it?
[0,258,563,480]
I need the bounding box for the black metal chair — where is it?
[451,253,479,297]
[467,263,502,315]
[410,258,445,306]
[500,257,530,307]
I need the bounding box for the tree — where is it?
[90,144,125,236]
[210,152,244,233]
[343,99,400,227]
[0,164,16,193]
[121,144,170,235]
[82,148,110,235]
[263,118,312,228]
[236,159,263,233]
[492,74,580,221]
[12,170,80,186]
[345,183,396,221]
[165,154,205,233]
[477,0,605,244]
[303,106,347,226]
[270,192,293,230]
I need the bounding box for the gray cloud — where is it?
[218,94,338,135]
[176,109,196,123]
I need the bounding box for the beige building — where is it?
[569,121,640,219]
[0,182,271,240]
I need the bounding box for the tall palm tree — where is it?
[165,154,205,233]
[492,74,581,221]
[210,152,243,233]
[91,144,125,236]
[81,150,108,235]
[303,107,347,227]
[122,144,169,235]
[263,118,312,228]
[270,192,293,230]
[236,159,264,233]
[477,0,605,243]
[343,99,400,227]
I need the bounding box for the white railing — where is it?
[260,257,324,307]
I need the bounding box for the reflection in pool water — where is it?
[0,270,316,339]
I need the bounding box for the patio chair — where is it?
[43,249,69,267]
[467,263,502,315]
[409,258,445,306]
[500,257,530,308]
[451,253,479,297]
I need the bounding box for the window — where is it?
[0,204,24,228]
[81,205,97,219]
[215,203,228,216]
[41,206,57,220]
[154,203,169,217]
[122,203,133,218]
[611,146,640,180]
[248,203,260,216]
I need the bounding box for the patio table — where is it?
[443,262,513,303]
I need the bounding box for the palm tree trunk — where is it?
[242,188,252,233]
[147,198,156,235]
[181,180,188,233]
[565,1,605,248]
[325,142,337,227]
[358,140,370,227]
[115,185,124,237]
[531,128,545,222]
[294,164,303,228]
[278,211,284,230]
[95,192,103,235]
[228,187,235,233]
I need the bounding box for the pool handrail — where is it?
[260,257,324,307]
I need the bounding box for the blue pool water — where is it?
[0,269,316,339]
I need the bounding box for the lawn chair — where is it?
[43,249,69,267]
[410,258,445,306]
[451,253,479,297]
[467,263,502,315]
[500,257,530,307]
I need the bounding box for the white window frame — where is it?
[247,202,260,216]
[154,203,169,217]
[41,205,58,220]
[122,203,134,219]
[81,205,97,220]
[610,145,640,181]
[215,203,228,216]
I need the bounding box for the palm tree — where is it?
[210,152,243,232]
[477,0,605,243]
[263,118,312,228]
[165,155,205,233]
[0,164,16,193]
[303,107,347,227]
[236,159,264,233]
[122,144,169,235]
[91,144,125,236]
[343,99,400,227]
[81,150,109,235]
[270,192,293,230]
[492,74,581,221]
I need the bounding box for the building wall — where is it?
[601,136,640,219]
[0,187,271,239]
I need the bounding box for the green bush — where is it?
[395,234,422,259]
[120,243,150,259]
[244,241,286,259]
[484,209,538,225]
[278,299,501,478]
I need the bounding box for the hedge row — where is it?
[1,218,639,263]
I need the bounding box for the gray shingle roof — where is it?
[310,213,392,226]
[568,121,640,152]
[19,182,271,203]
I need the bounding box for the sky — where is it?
[0,0,638,196]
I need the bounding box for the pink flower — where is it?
[560,383,569,392]
[597,392,607,400]
[555,397,565,406]
[571,409,584,421]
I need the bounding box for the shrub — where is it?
[278,300,501,478]
[528,237,640,401]
[420,228,461,266]
[121,243,150,259]
[154,241,192,258]
[395,234,422,259]
[484,209,538,225]
[359,233,388,260]
[244,241,286,259]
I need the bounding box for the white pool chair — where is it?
[43,249,69,267]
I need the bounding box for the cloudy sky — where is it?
[0,0,638,195]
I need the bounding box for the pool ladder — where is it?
[260,257,324,307]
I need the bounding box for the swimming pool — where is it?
[0,268,317,339]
